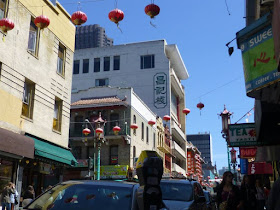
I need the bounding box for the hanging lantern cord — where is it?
[77,1,81,11]
[114,0,118,9]
[150,20,156,28]
[117,23,123,33]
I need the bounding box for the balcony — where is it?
[171,141,186,159]
[172,163,186,175]
[157,138,171,155]
[171,120,186,144]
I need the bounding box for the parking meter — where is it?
[135,150,166,210]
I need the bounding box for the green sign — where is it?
[228,123,261,147]
[240,26,280,93]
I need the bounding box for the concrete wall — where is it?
[0,0,75,148]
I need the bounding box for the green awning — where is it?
[28,136,77,166]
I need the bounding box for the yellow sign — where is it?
[100,165,128,179]
[136,150,161,169]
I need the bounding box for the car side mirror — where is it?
[196,196,206,203]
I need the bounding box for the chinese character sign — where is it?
[154,73,167,108]
[239,25,280,94]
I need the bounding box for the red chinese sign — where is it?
[248,162,273,175]
[187,151,194,173]
[240,147,257,159]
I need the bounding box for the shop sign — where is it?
[239,25,280,94]
[240,158,248,174]
[240,147,257,158]
[154,73,167,109]
[228,123,261,147]
[39,163,52,174]
[248,162,273,175]
[100,165,128,179]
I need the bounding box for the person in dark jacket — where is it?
[1,182,15,210]
[22,185,35,207]
[216,171,242,210]
[240,175,257,210]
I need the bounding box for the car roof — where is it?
[60,180,139,188]
[161,179,194,185]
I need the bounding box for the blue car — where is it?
[160,179,207,210]
[23,180,140,210]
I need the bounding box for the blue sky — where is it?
[60,0,255,170]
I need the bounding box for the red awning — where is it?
[248,162,273,175]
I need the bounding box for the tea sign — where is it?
[228,123,261,147]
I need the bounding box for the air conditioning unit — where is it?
[260,0,274,5]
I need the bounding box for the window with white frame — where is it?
[22,79,35,119]
[53,97,62,132]
[83,59,89,73]
[0,0,8,19]
[104,57,110,71]
[57,43,66,76]
[73,60,80,74]
[28,18,39,56]
[140,55,155,69]
[113,56,120,70]
[94,58,100,72]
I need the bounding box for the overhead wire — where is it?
[234,107,254,124]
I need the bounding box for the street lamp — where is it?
[94,112,105,180]
[219,105,232,173]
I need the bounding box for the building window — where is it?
[28,17,39,56]
[110,113,119,131]
[83,59,89,73]
[95,78,108,87]
[21,79,35,119]
[73,146,82,159]
[146,126,149,144]
[171,91,178,118]
[110,145,118,165]
[113,56,120,70]
[141,122,144,141]
[74,115,83,134]
[53,97,62,132]
[94,58,100,72]
[57,43,66,76]
[104,57,110,71]
[0,0,8,19]
[133,115,136,135]
[0,62,2,79]
[73,60,80,74]
[140,55,155,69]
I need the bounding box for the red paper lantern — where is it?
[182,108,190,115]
[95,128,103,135]
[197,102,204,110]
[108,8,124,25]
[82,128,91,136]
[207,176,210,179]
[0,18,14,33]
[163,115,171,122]
[34,15,50,29]
[113,126,121,135]
[148,120,156,126]
[130,124,138,130]
[145,4,160,18]
[71,11,87,26]
[215,176,218,179]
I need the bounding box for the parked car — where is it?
[23,180,140,210]
[160,179,207,210]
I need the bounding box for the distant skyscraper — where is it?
[187,133,213,178]
[75,24,113,49]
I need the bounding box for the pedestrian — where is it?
[216,171,242,210]
[10,183,19,210]
[1,182,15,210]
[22,185,35,207]
[267,161,280,210]
[240,175,257,210]
[255,179,265,210]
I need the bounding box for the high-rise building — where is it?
[75,24,113,49]
[72,40,189,176]
[187,133,213,178]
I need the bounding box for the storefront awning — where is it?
[0,128,34,159]
[28,136,77,166]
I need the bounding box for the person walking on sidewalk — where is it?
[1,182,15,210]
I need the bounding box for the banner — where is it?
[248,162,273,175]
[240,147,257,159]
[187,151,195,173]
[100,165,128,179]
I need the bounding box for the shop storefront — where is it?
[0,127,34,200]
[22,134,77,196]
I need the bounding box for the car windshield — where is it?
[160,182,193,202]
[26,182,133,210]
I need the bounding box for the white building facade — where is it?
[72,40,189,175]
